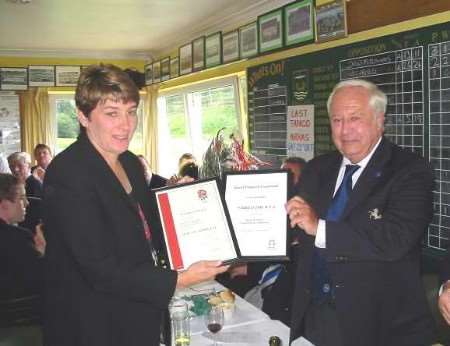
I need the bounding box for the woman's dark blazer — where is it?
[42,133,177,346]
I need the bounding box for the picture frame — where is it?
[55,66,81,87]
[153,61,161,83]
[0,67,28,90]
[205,32,222,68]
[170,56,179,79]
[161,57,170,81]
[144,63,153,85]
[179,43,193,76]
[315,0,347,43]
[28,65,55,87]
[284,0,314,46]
[239,22,258,59]
[258,8,284,53]
[222,30,240,64]
[192,36,205,71]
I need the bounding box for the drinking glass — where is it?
[169,298,190,346]
[204,305,224,346]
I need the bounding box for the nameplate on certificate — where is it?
[154,179,238,271]
[224,170,289,261]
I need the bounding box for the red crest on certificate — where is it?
[197,189,208,201]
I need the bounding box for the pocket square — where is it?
[368,208,382,220]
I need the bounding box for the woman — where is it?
[43,64,227,346]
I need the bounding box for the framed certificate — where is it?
[224,170,289,261]
[155,178,239,271]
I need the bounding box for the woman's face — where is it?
[78,98,138,160]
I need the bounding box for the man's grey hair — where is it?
[7,151,31,166]
[327,79,387,115]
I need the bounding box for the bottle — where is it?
[269,335,282,346]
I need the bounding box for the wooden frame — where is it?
[161,57,170,81]
[258,8,284,53]
[170,56,179,79]
[192,36,206,71]
[0,67,28,90]
[284,0,315,46]
[239,22,258,59]
[222,30,240,64]
[205,32,222,68]
[315,0,347,42]
[179,43,193,75]
[28,65,55,87]
[55,66,80,87]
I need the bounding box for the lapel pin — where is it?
[368,208,382,220]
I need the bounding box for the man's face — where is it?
[35,148,52,169]
[1,185,28,224]
[329,86,384,163]
[9,160,30,183]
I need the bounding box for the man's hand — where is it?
[438,281,450,325]
[285,196,319,236]
[176,260,229,289]
[33,223,46,256]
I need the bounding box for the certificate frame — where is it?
[315,0,347,43]
[205,32,222,68]
[284,0,314,46]
[258,8,284,53]
[28,65,55,87]
[155,178,240,271]
[224,169,289,262]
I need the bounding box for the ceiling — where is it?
[0,0,293,60]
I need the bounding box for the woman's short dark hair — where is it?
[75,64,140,119]
[0,173,20,202]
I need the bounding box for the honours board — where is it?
[247,21,450,257]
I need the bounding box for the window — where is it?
[157,77,242,177]
[49,93,145,155]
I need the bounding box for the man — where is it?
[0,173,45,303]
[438,248,450,325]
[31,144,53,181]
[286,79,435,346]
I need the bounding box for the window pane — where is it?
[128,101,144,155]
[56,98,78,153]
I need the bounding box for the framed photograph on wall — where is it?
[161,57,170,81]
[205,32,222,68]
[315,0,347,43]
[258,8,284,53]
[222,30,239,64]
[170,56,179,78]
[192,36,205,71]
[239,22,258,59]
[0,67,28,90]
[28,65,55,87]
[179,43,193,75]
[55,66,81,87]
[153,61,161,83]
[144,63,153,85]
[284,0,314,46]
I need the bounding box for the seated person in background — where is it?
[31,143,53,180]
[438,245,450,326]
[7,152,43,231]
[0,173,45,304]
[137,155,167,190]
[179,161,199,180]
[0,152,11,173]
[178,153,196,173]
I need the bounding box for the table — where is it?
[173,281,290,345]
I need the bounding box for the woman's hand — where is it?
[176,260,229,289]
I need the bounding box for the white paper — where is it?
[156,180,237,270]
[291,336,315,346]
[225,172,287,257]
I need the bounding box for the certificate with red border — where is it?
[155,178,239,271]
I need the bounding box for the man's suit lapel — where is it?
[342,137,392,219]
[318,155,342,216]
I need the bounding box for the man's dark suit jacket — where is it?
[290,137,436,346]
[0,218,43,300]
[43,133,177,346]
